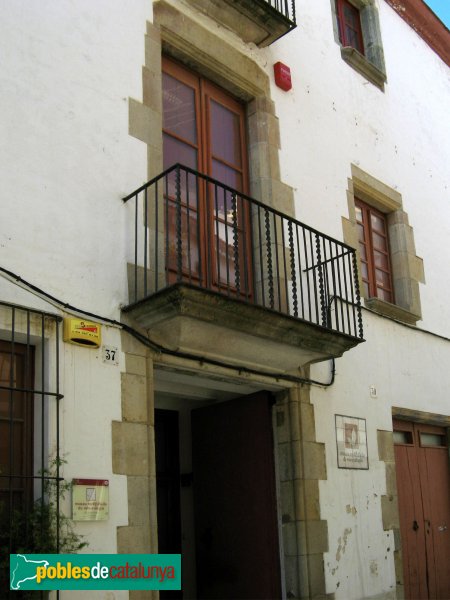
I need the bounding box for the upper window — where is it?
[343,164,424,325]
[355,198,394,303]
[331,0,387,90]
[336,0,365,54]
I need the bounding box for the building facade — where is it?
[1,0,449,599]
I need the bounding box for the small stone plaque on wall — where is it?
[335,415,369,469]
[72,479,109,521]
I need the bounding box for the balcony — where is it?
[185,0,297,47]
[122,165,364,374]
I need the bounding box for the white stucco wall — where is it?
[0,0,151,316]
[0,2,151,594]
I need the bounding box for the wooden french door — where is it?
[191,392,281,599]
[393,419,450,599]
[162,57,250,294]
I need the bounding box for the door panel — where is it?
[163,58,203,287]
[209,99,242,165]
[203,78,249,293]
[163,137,198,171]
[162,65,200,158]
[393,421,429,599]
[416,424,450,598]
[163,71,199,145]
[394,419,450,599]
[191,392,281,600]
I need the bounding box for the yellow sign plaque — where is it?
[63,319,101,348]
[72,479,109,521]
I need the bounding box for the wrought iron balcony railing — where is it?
[261,0,296,27]
[123,164,363,340]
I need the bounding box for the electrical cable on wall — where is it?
[0,265,336,388]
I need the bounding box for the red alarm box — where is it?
[274,62,292,91]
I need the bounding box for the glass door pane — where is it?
[162,59,202,284]
[205,87,249,295]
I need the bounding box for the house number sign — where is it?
[102,345,118,365]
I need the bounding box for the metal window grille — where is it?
[0,301,63,599]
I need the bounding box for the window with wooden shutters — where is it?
[355,198,394,303]
[343,165,423,324]
[336,0,365,54]
[331,0,387,89]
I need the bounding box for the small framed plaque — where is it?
[72,479,109,521]
[335,415,369,469]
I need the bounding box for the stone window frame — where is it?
[130,1,295,215]
[342,164,424,325]
[330,0,387,90]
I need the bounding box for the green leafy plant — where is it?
[0,457,88,599]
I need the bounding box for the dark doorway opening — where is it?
[156,408,183,599]
[155,392,281,599]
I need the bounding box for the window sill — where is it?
[364,297,421,325]
[340,47,386,91]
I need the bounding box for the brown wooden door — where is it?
[393,419,450,599]
[191,392,281,599]
[162,57,251,295]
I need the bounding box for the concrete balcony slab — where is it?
[122,284,362,374]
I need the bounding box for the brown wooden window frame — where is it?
[162,56,252,299]
[336,0,365,55]
[355,198,395,303]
